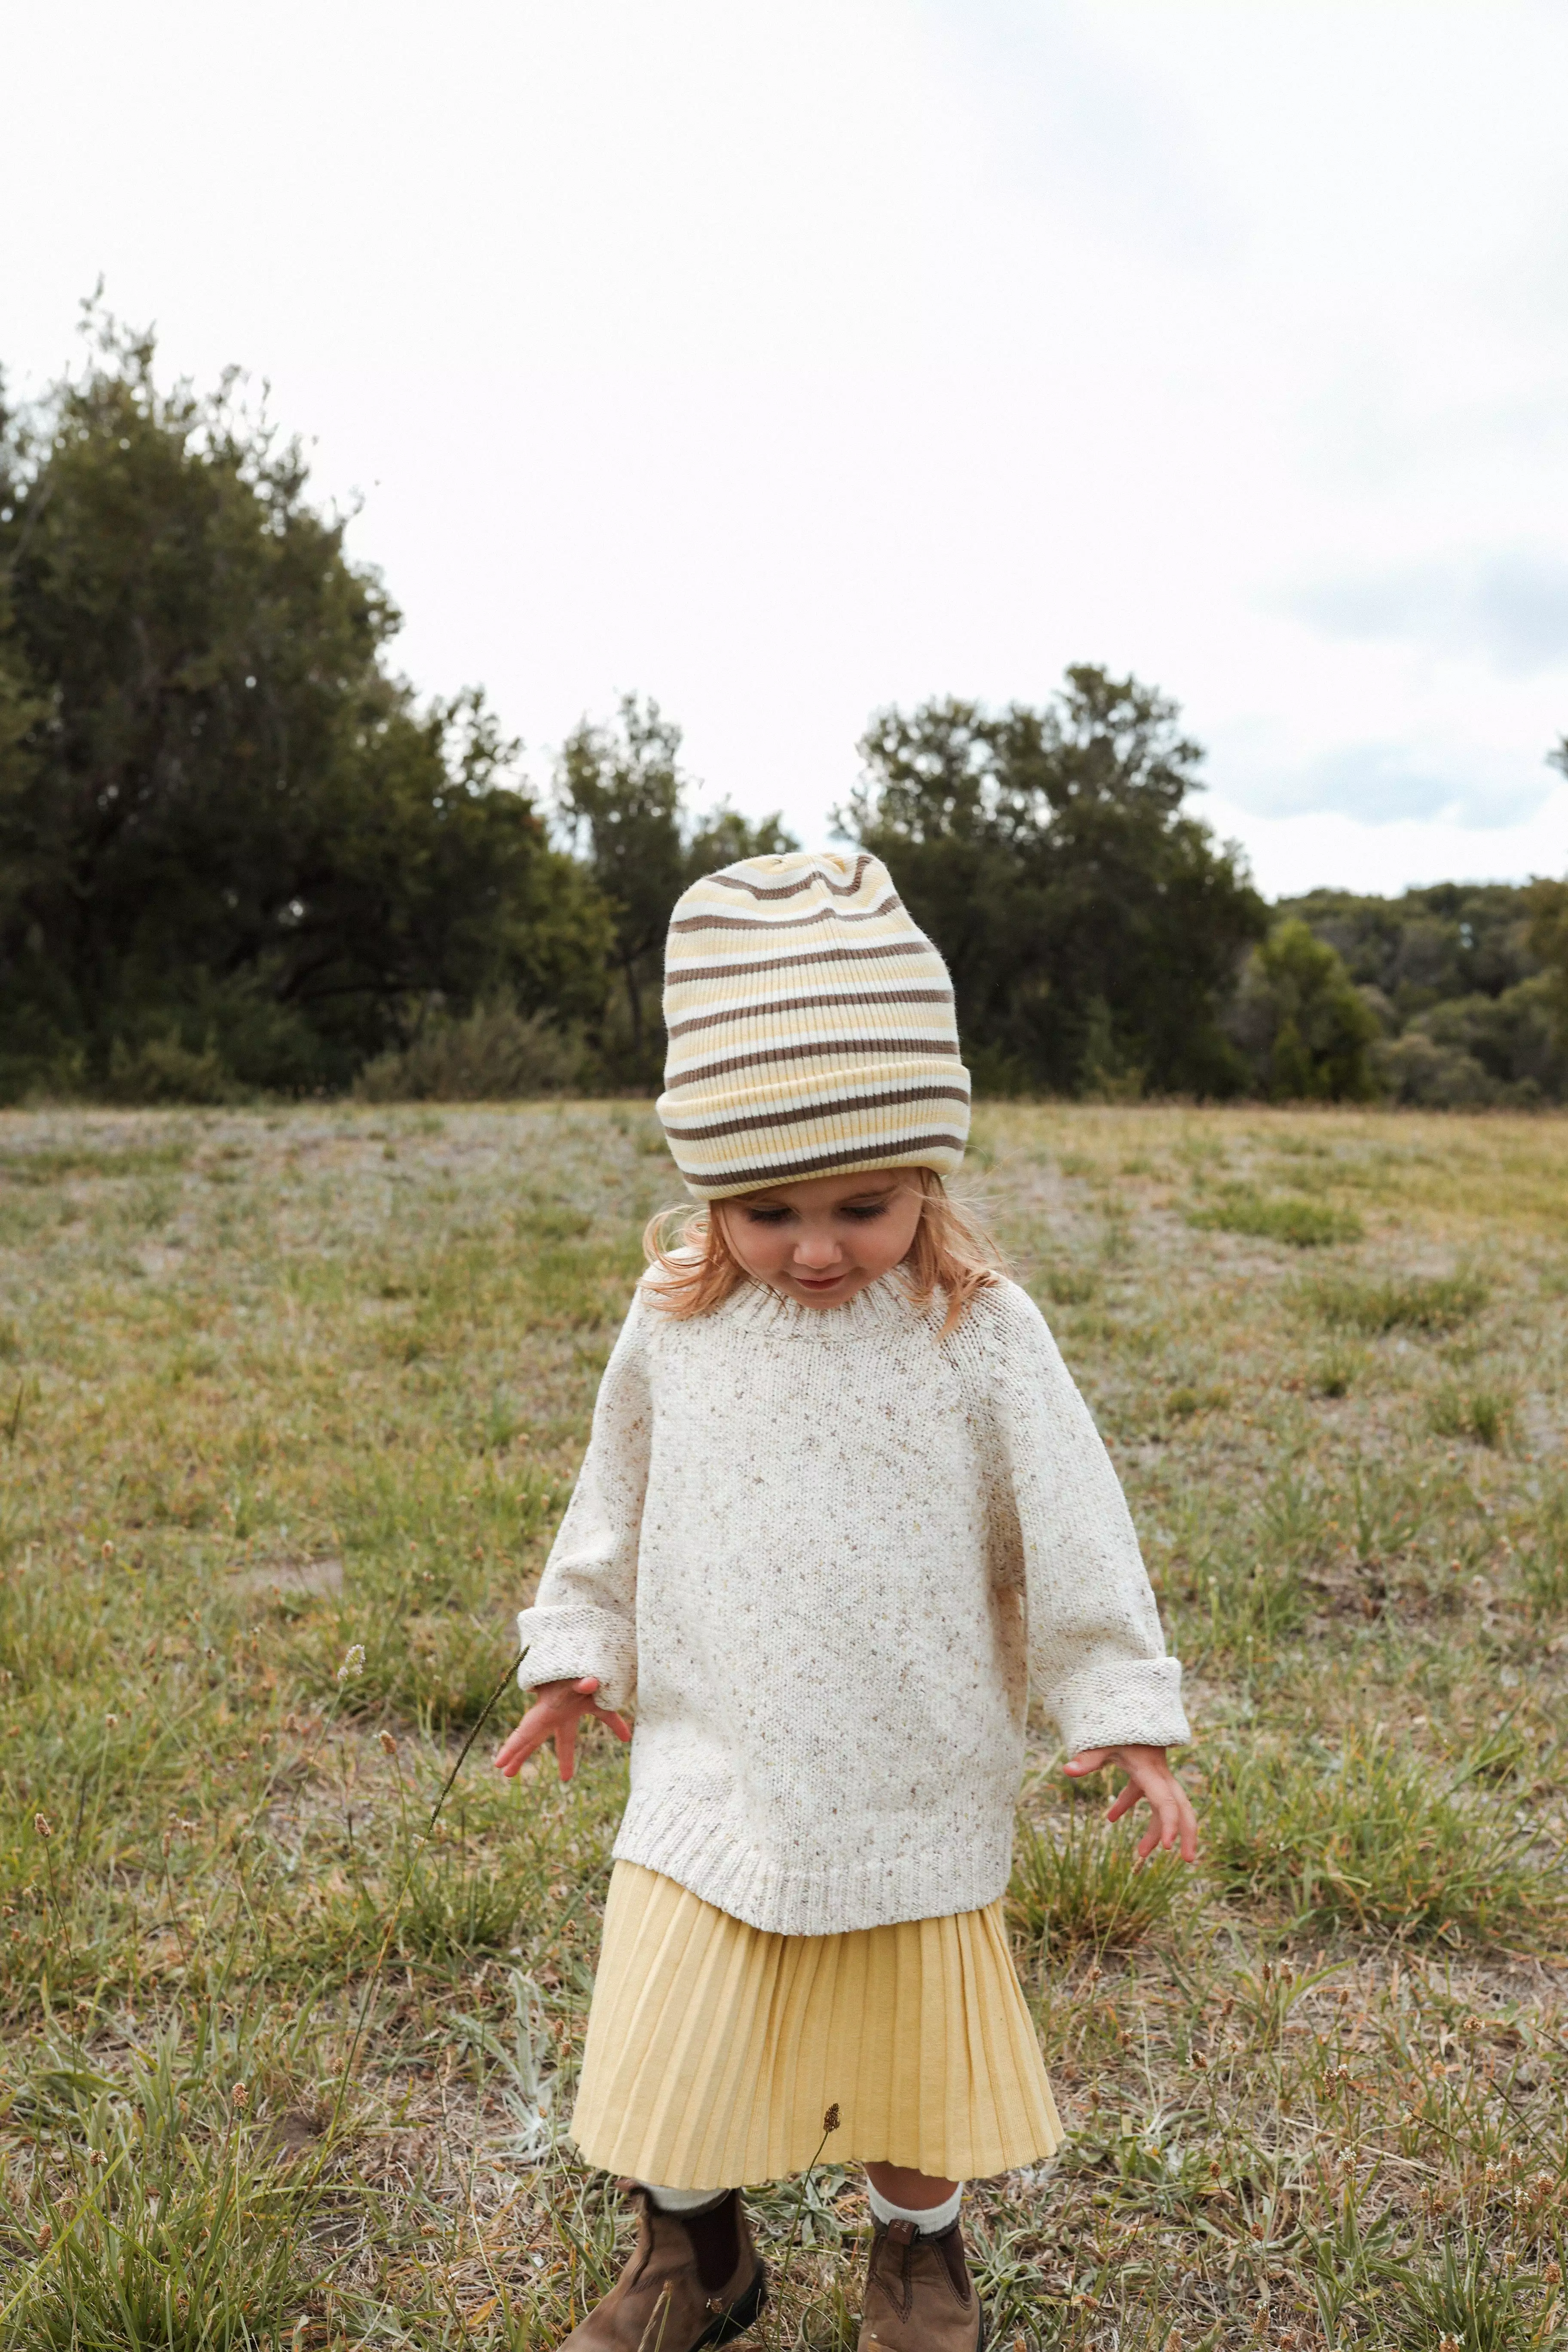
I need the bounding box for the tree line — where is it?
[3,323,1565,1108]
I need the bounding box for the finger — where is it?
[1142,1797,1175,1853]
[590,1706,633,1743]
[1177,1792,1200,1862]
[574,1677,601,1694]
[1065,1749,1109,1777]
[1104,1782,1138,1823]
[494,1714,549,1776]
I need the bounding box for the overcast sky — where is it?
[6,1,1568,897]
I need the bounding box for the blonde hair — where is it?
[642,1167,1004,1337]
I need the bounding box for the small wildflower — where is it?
[34,1812,52,1839]
[1545,2260,1562,2286]
[378,1730,397,1756]
[35,2220,49,2249]
[101,1540,114,1560]
[823,2102,840,2134]
[231,2082,249,2110]
[88,2147,107,2167]
[337,1645,366,1684]
[105,1712,119,1727]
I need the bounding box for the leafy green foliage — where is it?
[1284,879,1568,1106]
[555,695,796,1086]
[839,667,1267,1098]
[1225,917,1382,1101]
[0,313,608,1102]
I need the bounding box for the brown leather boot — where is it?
[560,2186,766,2352]
[858,2214,985,2352]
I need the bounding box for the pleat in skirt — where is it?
[570,1862,1063,2190]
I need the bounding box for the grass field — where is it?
[0,1099,1565,2351]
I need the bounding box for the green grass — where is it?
[1305,1269,1491,1333]
[1009,1807,1186,1961]
[0,1099,1565,2348]
[1203,1730,1564,1941]
[1186,1185,1364,1247]
[1427,1381,1516,1449]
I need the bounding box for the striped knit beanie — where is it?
[656,850,970,1198]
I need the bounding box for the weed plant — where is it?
[0,1101,1565,2348]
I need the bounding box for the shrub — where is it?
[1225,916,1382,1100]
[355,1000,585,1101]
[1304,1271,1488,1333]
[105,1032,239,1106]
[1203,1733,1565,1942]
[1187,1188,1363,1247]
[1008,1806,1185,1957]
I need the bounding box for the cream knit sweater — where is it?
[517,1272,1188,1937]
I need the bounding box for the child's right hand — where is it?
[493,1676,632,1785]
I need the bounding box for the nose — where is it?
[793,1227,842,1270]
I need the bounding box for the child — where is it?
[496,850,1195,2352]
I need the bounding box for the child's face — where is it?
[717,1171,925,1310]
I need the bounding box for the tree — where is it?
[1226,919,1381,1101]
[0,312,608,1097]
[1526,873,1568,1046]
[839,667,1267,1096]
[556,694,795,1083]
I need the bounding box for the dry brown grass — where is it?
[0,1099,1565,2348]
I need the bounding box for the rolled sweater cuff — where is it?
[1050,1655,1190,1755]
[515,1604,637,1713]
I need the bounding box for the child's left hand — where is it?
[1064,1743,1198,1862]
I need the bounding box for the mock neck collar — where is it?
[713,1271,940,1342]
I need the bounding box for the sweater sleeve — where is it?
[514,1289,652,1712]
[984,1282,1190,1755]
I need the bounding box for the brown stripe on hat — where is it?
[667,985,954,1041]
[710,853,875,902]
[666,1035,964,1090]
[665,937,934,989]
[676,1134,970,1194]
[661,1081,971,1145]
[668,891,902,936]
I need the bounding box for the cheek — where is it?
[855,1204,925,1268]
[717,1212,782,1275]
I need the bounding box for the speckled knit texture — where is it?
[516,1273,1189,1937]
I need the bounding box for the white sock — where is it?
[640,2182,731,2214]
[867,2181,963,2235]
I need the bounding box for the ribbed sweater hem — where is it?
[611,1787,1012,1937]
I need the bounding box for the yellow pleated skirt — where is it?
[570,1862,1063,2190]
